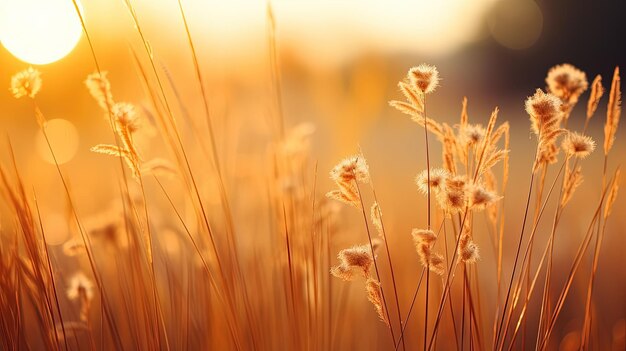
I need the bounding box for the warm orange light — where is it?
[36,119,80,165]
[0,0,82,65]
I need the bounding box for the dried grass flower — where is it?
[416,168,449,195]
[467,183,501,210]
[371,202,384,237]
[525,89,562,136]
[327,155,370,208]
[437,176,466,213]
[86,72,145,180]
[458,233,480,263]
[604,67,621,155]
[412,228,445,275]
[408,64,440,94]
[411,229,437,246]
[587,75,604,119]
[330,244,374,280]
[365,278,389,325]
[67,272,94,301]
[326,187,359,208]
[526,89,566,171]
[329,155,369,184]
[460,124,486,147]
[562,132,596,159]
[546,63,588,106]
[339,245,374,271]
[10,67,42,99]
[330,264,354,281]
[112,102,140,133]
[85,71,114,111]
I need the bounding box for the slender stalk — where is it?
[423,93,432,351]
[534,159,570,350]
[369,185,406,351]
[353,178,396,347]
[497,160,567,350]
[493,170,535,348]
[580,156,611,348]
[537,187,609,350]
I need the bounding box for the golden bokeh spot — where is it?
[36,119,80,165]
[488,0,543,50]
[42,212,70,246]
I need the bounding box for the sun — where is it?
[0,0,83,65]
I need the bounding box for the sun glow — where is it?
[0,0,82,65]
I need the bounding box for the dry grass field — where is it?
[0,1,624,350]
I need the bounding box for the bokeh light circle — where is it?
[0,0,82,64]
[35,119,80,165]
[488,0,543,50]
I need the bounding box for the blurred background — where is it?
[1,0,625,349]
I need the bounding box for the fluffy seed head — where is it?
[546,63,588,105]
[427,253,445,275]
[416,243,445,275]
[408,64,440,94]
[525,89,563,136]
[412,228,445,275]
[10,67,42,99]
[326,181,359,207]
[460,124,486,146]
[335,244,374,278]
[67,272,94,301]
[330,264,354,281]
[371,202,384,237]
[85,71,114,111]
[562,132,596,159]
[467,183,501,210]
[365,278,389,325]
[416,168,449,195]
[412,229,437,246]
[329,155,369,184]
[437,176,466,212]
[112,102,140,133]
[458,234,480,263]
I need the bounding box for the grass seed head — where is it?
[365,278,389,325]
[562,132,596,159]
[546,63,588,106]
[408,64,440,94]
[525,89,562,136]
[416,168,449,195]
[10,67,42,99]
[85,71,114,111]
[67,272,94,302]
